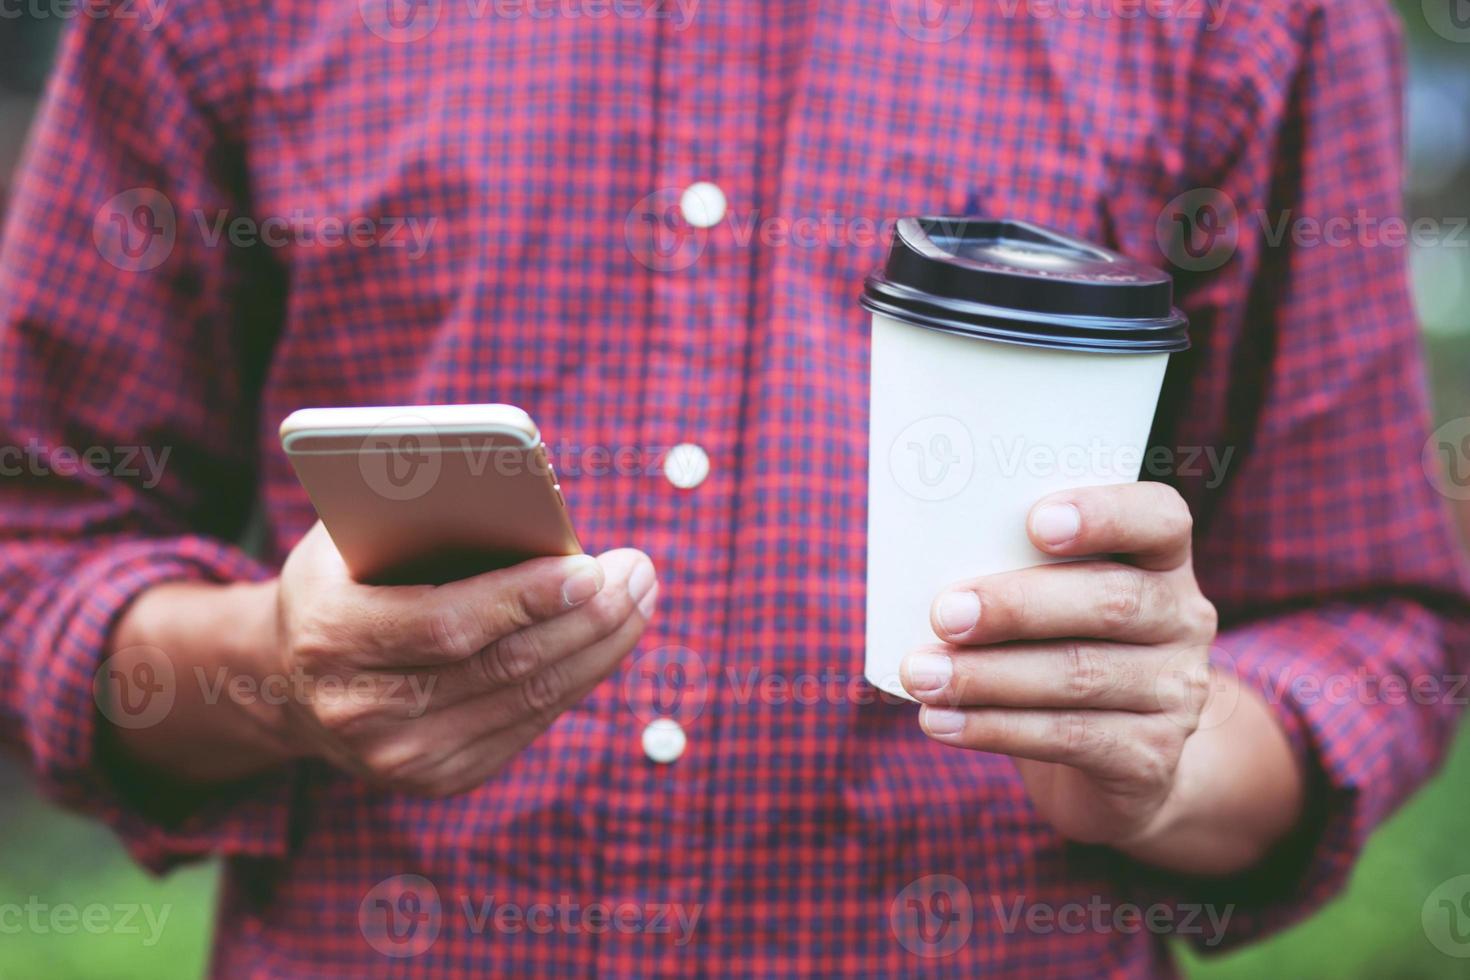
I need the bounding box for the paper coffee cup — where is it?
[861,218,1190,700]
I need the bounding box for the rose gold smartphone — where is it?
[280,404,580,585]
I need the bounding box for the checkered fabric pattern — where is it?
[1,0,1467,975]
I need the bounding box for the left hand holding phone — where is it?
[101,523,658,799]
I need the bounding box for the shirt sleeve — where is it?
[0,5,294,874]
[1121,0,1470,949]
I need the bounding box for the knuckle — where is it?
[1097,567,1147,631]
[478,631,540,688]
[1150,483,1192,528]
[290,612,347,667]
[990,577,1029,632]
[1146,487,1193,549]
[362,737,426,784]
[1056,711,1096,757]
[491,591,538,636]
[429,605,476,661]
[1173,659,1213,719]
[1153,671,1195,718]
[1126,745,1169,789]
[519,663,566,717]
[1062,642,1112,703]
[399,750,466,798]
[428,747,510,797]
[401,760,469,798]
[312,690,365,734]
[1133,725,1181,785]
[1190,595,1219,637]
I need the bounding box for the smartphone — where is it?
[279,404,581,585]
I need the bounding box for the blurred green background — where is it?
[2,4,1468,977]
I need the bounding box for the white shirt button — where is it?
[663,442,710,490]
[679,182,727,228]
[641,718,686,764]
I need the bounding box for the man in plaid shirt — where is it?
[1,0,1466,975]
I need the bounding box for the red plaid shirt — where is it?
[2,1,1467,976]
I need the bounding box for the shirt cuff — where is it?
[1107,598,1458,952]
[18,535,297,875]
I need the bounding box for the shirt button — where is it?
[664,442,710,490]
[679,182,727,228]
[641,718,686,764]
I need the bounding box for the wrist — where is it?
[212,578,301,766]
[1112,681,1305,876]
[105,577,299,785]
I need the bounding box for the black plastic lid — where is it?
[861,218,1189,353]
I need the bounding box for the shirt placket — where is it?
[602,1,764,972]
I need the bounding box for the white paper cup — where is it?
[861,219,1189,700]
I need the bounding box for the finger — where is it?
[901,642,1204,716]
[917,705,1181,783]
[427,549,656,704]
[391,600,655,794]
[453,587,653,737]
[1027,482,1193,571]
[931,561,1183,646]
[332,549,649,669]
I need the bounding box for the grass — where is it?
[0,769,216,979]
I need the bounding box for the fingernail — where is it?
[561,555,605,607]
[637,582,659,620]
[922,707,967,736]
[1033,503,1081,546]
[935,591,981,636]
[628,559,657,605]
[904,651,952,695]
